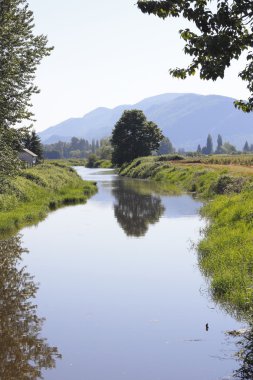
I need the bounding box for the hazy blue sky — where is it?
[29,0,248,132]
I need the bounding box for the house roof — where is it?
[22,148,38,157]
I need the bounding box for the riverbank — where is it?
[120,155,253,320]
[0,162,97,237]
[47,158,112,169]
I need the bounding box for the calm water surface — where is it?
[15,168,243,379]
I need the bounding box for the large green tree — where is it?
[0,0,52,182]
[0,0,52,128]
[137,0,253,112]
[111,110,164,165]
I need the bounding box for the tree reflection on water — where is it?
[232,324,253,379]
[113,179,165,237]
[0,235,61,380]
[112,179,253,378]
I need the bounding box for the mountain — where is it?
[39,93,253,149]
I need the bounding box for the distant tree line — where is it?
[196,134,237,155]
[43,137,112,160]
[159,134,240,156]
[42,131,253,163]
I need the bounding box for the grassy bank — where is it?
[0,161,96,238]
[47,158,113,169]
[120,155,253,320]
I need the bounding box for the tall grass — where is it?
[0,162,96,237]
[199,190,253,320]
[119,156,245,198]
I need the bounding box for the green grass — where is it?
[45,158,87,167]
[121,156,253,321]
[198,190,253,320]
[151,153,253,166]
[0,162,96,238]
[46,157,113,169]
[119,156,247,198]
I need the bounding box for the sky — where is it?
[28,0,249,132]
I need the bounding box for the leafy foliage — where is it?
[0,0,52,184]
[157,137,175,155]
[0,0,53,128]
[86,154,99,168]
[23,130,43,159]
[137,0,253,112]
[0,129,21,180]
[111,110,164,165]
[212,174,245,194]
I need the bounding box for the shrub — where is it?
[213,175,246,195]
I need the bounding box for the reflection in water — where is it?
[113,180,165,237]
[0,235,61,380]
[233,324,253,379]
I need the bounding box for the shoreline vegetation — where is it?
[0,161,97,238]
[120,154,253,321]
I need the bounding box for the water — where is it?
[4,168,243,379]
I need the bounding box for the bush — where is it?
[157,154,185,162]
[213,175,246,195]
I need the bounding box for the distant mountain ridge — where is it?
[39,93,253,150]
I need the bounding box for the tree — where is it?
[157,137,174,155]
[91,139,96,153]
[0,129,21,190]
[137,0,253,112]
[220,142,237,154]
[0,235,61,379]
[202,134,213,155]
[23,130,43,159]
[111,110,164,165]
[197,144,202,154]
[86,154,98,168]
[216,134,223,154]
[0,0,53,128]
[243,141,250,152]
[206,134,213,154]
[113,180,164,237]
[0,0,52,181]
[71,137,79,150]
[97,138,113,160]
